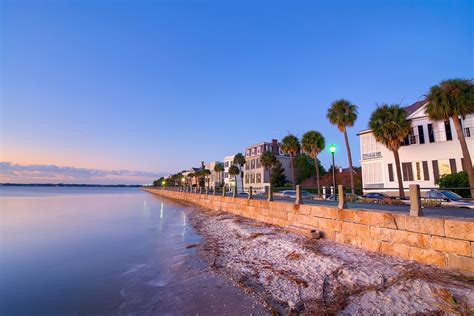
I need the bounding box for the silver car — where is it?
[426,190,474,209]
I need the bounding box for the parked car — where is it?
[426,190,474,209]
[275,190,313,198]
[363,192,394,200]
[325,193,361,202]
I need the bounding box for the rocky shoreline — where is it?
[188,208,474,315]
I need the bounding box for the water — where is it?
[0,187,266,315]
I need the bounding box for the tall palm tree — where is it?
[281,134,300,189]
[426,79,474,197]
[202,169,211,190]
[228,165,240,193]
[214,163,224,186]
[301,130,325,196]
[369,104,411,198]
[260,151,277,187]
[233,153,246,192]
[327,99,358,194]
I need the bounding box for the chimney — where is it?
[272,139,279,155]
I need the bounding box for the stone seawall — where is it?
[144,188,474,275]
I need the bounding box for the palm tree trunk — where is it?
[452,115,474,197]
[290,156,296,189]
[240,167,244,194]
[393,149,405,198]
[314,156,321,197]
[343,129,355,194]
[268,166,272,188]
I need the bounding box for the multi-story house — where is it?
[223,155,243,191]
[358,100,474,195]
[244,139,292,193]
[205,161,224,189]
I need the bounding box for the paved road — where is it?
[224,193,474,219]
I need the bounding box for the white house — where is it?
[223,155,243,191]
[358,100,474,195]
[205,161,224,189]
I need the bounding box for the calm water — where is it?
[0,187,265,315]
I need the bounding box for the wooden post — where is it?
[338,185,347,209]
[409,184,423,216]
[267,185,273,201]
[248,186,253,199]
[295,185,303,205]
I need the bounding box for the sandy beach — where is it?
[188,207,474,315]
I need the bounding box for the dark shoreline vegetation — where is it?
[0,183,142,187]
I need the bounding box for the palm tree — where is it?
[233,153,246,192]
[426,79,474,197]
[327,99,358,194]
[369,104,411,198]
[301,130,325,196]
[260,151,277,187]
[214,163,224,187]
[202,169,211,190]
[281,134,300,189]
[228,165,240,193]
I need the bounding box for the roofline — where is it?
[357,129,372,136]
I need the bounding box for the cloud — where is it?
[0,162,166,185]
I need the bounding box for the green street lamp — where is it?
[329,144,336,194]
[162,180,166,188]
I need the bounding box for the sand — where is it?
[189,209,474,315]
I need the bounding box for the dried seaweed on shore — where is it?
[188,209,474,315]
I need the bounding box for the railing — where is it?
[154,183,473,217]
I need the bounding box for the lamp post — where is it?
[329,144,336,194]
[162,180,166,189]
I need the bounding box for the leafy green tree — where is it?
[281,134,300,189]
[293,154,325,185]
[214,162,224,186]
[233,153,246,192]
[271,160,287,187]
[369,104,411,198]
[301,130,325,196]
[260,151,277,186]
[228,165,240,191]
[436,172,471,198]
[153,177,165,187]
[426,79,474,197]
[327,99,358,194]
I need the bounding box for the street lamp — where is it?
[162,180,166,188]
[329,144,336,194]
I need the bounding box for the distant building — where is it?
[205,161,224,189]
[223,155,243,191]
[358,100,474,195]
[243,139,292,192]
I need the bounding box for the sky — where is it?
[1,0,473,184]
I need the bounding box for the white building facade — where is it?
[358,100,474,195]
[205,161,224,189]
[223,155,243,191]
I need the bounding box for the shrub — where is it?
[436,172,471,198]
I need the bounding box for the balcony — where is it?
[362,151,382,160]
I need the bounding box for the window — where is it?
[388,164,394,182]
[417,125,425,144]
[362,162,383,185]
[402,162,414,181]
[361,134,382,160]
[438,159,451,177]
[250,159,255,169]
[415,162,422,181]
[422,161,429,180]
[245,174,249,184]
[224,172,229,178]
[427,124,435,143]
[444,120,452,141]
[250,174,255,183]
[256,158,261,168]
[256,173,261,183]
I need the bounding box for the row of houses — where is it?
[358,100,473,194]
[181,139,293,193]
[177,99,473,195]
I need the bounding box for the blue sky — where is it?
[1,0,473,184]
